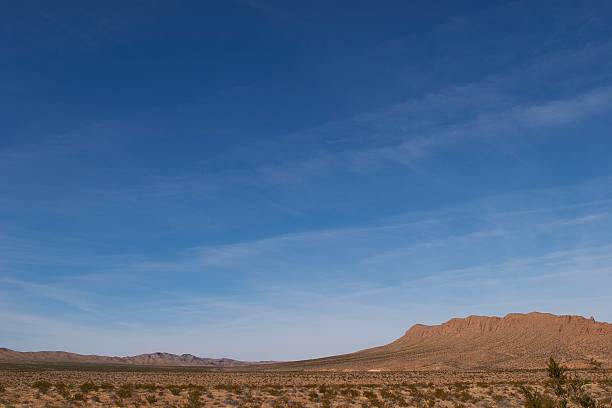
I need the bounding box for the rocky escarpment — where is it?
[378,312,612,369]
[274,312,612,370]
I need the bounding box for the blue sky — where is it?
[2,0,612,360]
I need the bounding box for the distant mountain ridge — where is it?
[273,312,612,370]
[0,348,254,367]
[3,312,611,370]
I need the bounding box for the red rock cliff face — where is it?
[402,313,610,339]
[371,312,612,369]
[270,312,612,371]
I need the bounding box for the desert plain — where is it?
[2,313,611,407]
[0,364,611,407]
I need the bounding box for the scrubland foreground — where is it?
[0,359,611,408]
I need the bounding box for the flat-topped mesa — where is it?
[400,312,612,340]
[264,312,612,371]
[338,311,612,370]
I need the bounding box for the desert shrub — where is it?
[264,386,282,396]
[167,385,182,396]
[0,383,4,394]
[363,389,384,408]
[215,383,242,394]
[116,383,133,398]
[457,390,473,402]
[567,378,598,408]
[406,383,423,398]
[186,388,202,408]
[521,357,602,408]
[72,392,85,401]
[136,383,157,392]
[270,395,295,408]
[546,356,567,399]
[453,382,469,391]
[54,382,71,400]
[380,387,409,406]
[32,380,52,394]
[434,388,448,399]
[340,386,360,399]
[146,394,157,404]
[318,384,337,401]
[308,390,319,401]
[80,381,98,393]
[520,385,556,408]
[100,382,114,391]
[363,389,377,400]
[493,394,505,402]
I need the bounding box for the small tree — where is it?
[546,356,568,404]
[521,357,602,408]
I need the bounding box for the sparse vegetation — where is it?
[72,392,85,401]
[434,387,448,399]
[80,381,98,393]
[1,359,610,407]
[100,382,114,391]
[186,387,202,408]
[520,385,556,408]
[116,383,134,398]
[520,357,605,408]
[136,382,157,392]
[54,382,71,400]
[32,380,51,394]
[168,384,183,395]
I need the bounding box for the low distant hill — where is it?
[0,349,253,367]
[274,312,612,370]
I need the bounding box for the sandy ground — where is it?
[0,366,610,407]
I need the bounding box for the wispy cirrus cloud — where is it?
[2,278,100,315]
[3,2,612,360]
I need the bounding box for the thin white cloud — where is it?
[2,279,100,315]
